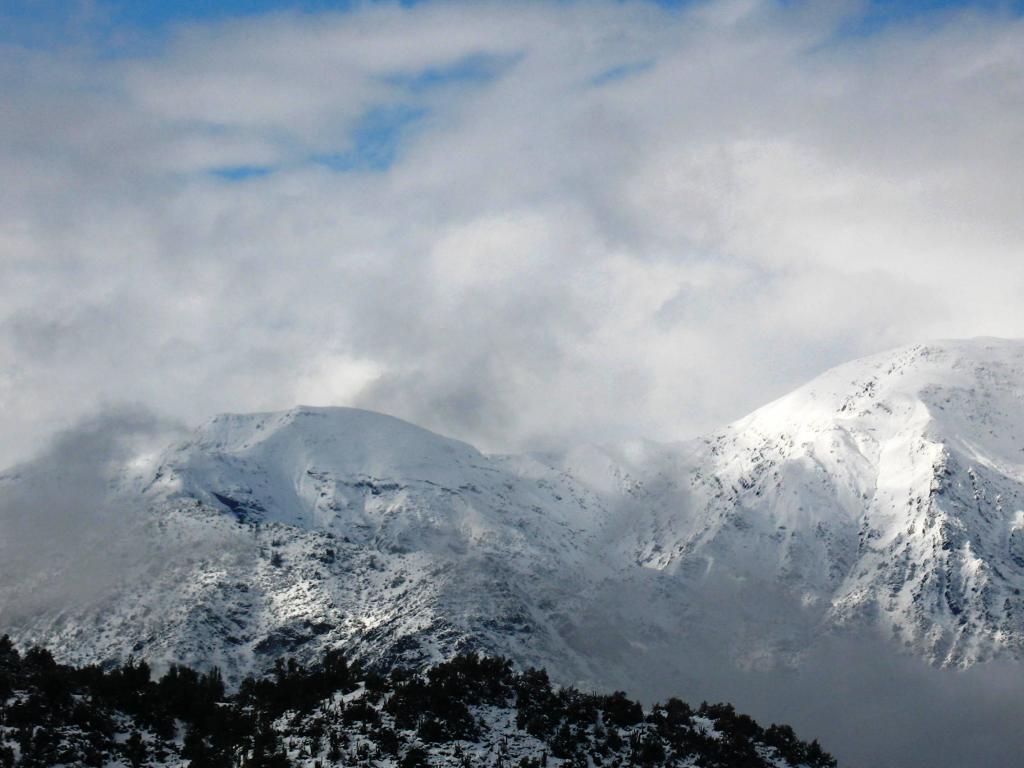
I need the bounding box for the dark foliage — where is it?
[0,635,836,767]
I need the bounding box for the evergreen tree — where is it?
[125,730,148,768]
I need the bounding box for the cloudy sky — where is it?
[2,0,1023,467]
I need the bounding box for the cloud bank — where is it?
[0,406,185,608]
[2,0,1023,466]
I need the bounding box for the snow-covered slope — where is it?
[2,339,1024,682]
[610,338,1024,667]
[0,406,617,682]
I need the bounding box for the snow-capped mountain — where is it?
[0,407,609,683]
[612,337,1024,668]
[2,338,1024,684]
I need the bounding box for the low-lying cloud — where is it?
[0,406,185,609]
[573,571,1024,768]
[673,631,1024,768]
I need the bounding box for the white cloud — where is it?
[1,0,1023,466]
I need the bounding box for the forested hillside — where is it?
[0,636,834,768]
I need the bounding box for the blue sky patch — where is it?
[838,0,1024,37]
[590,59,656,87]
[210,165,275,181]
[0,0,422,49]
[3,0,1021,50]
[386,52,520,93]
[312,103,427,172]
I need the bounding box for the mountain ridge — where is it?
[2,337,1024,685]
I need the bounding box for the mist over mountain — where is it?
[3,338,1024,766]
[5,2,1024,765]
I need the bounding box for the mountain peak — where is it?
[193,405,478,456]
[732,337,1024,437]
[145,405,487,530]
[648,337,1024,667]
